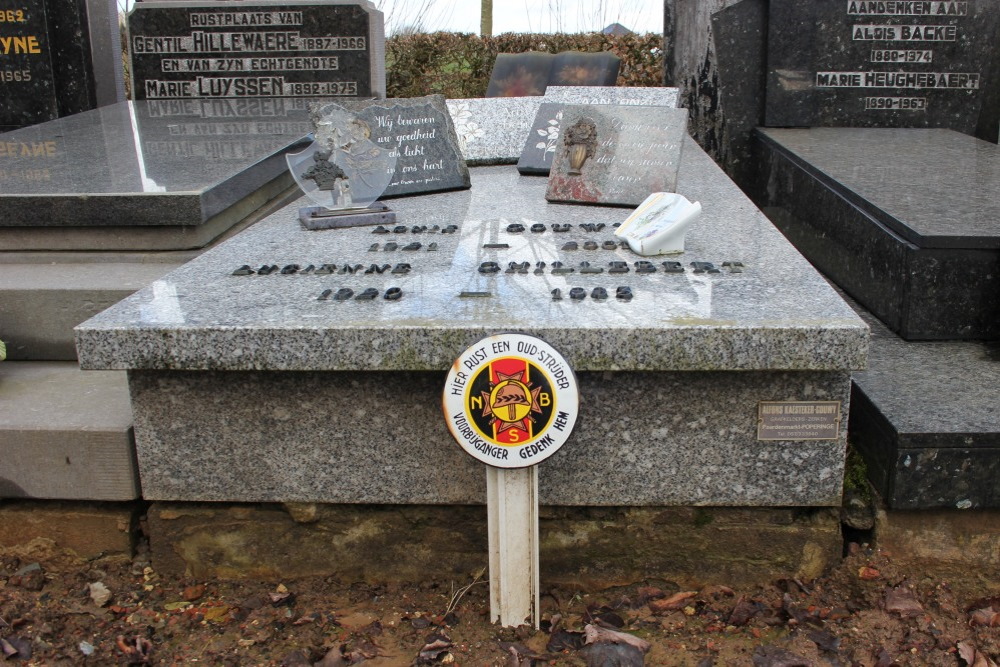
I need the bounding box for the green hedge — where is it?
[386,32,664,99]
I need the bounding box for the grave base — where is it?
[754,127,1000,341]
[145,502,840,588]
[298,203,396,230]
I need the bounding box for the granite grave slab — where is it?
[543,85,680,108]
[0,99,313,251]
[128,0,386,101]
[546,105,689,206]
[844,295,1000,510]
[76,139,867,506]
[447,97,543,165]
[755,127,1000,340]
[766,0,1000,141]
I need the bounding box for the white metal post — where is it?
[486,465,539,628]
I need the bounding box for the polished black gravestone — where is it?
[0,2,57,131]
[0,0,125,132]
[485,52,620,97]
[766,0,1000,142]
[128,0,386,101]
[755,127,999,341]
[846,296,1000,510]
[0,100,312,251]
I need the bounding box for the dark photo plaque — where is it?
[128,0,385,101]
[0,0,57,130]
[766,0,1000,137]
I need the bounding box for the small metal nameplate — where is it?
[757,401,841,441]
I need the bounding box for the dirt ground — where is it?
[2,540,999,666]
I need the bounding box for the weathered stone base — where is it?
[875,509,1000,591]
[147,503,842,589]
[0,501,139,565]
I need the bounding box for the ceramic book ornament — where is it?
[615,193,702,256]
[287,103,397,229]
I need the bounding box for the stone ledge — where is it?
[147,503,841,589]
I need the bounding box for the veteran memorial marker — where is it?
[128,0,386,101]
[445,333,579,627]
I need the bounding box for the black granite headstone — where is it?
[486,51,620,97]
[766,0,1000,140]
[0,1,58,130]
[550,51,620,87]
[353,96,470,197]
[128,1,386,101]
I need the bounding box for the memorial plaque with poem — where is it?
[128,0,385,101]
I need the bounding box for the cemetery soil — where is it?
[2,540,999,666]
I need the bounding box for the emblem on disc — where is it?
[443,334,579,468]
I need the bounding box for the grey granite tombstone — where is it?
[127,0,386,101]
[75,140,868,507]
[544,85,680,108]
[546,106,689,206]
[447,97,543,165]
[519,89,681,175]
[348,96,471,197]
[766,0,1000,141]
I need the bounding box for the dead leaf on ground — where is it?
[885,586,924,618]
[958,640,1000,667]
[648,590,697,614]
[728,597,762,627]
[858,567,881,581]
[182,584,206,602]
[969,607,1000,627]
[583,623,650,654]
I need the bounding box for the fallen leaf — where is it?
[885,586,924,618]
[969,607,1000,627]
[202,605,231,622]
[583,623,650,654]
[89,581,113,607]
[547,629,586,653]
[728,597,761,627]
[858,567,881,581]
[808,629,841,653]
[182,584,206,602]
[958,640,1000,667]
[649,591,697,613]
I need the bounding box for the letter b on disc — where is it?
[443,334,579,468]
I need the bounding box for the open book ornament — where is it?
[614,193,702,256]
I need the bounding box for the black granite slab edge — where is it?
[0,194,204,227]
[755,129,1000,250]
[200,135,310,220]
[890,448,1000,510]
[755,135,1000,341]
[847,382,897,504]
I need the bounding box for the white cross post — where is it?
[487,465,539,627]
